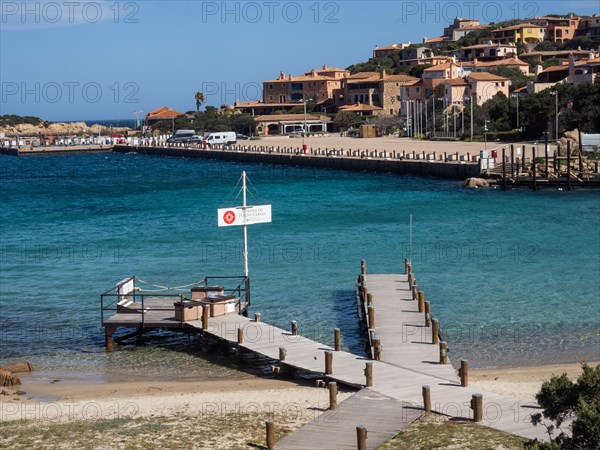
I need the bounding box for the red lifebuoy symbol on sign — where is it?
[223,210,236,225]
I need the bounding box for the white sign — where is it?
[218,205,272,227]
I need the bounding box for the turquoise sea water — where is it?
[0,153,598,376]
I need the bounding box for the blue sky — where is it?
[1,0,598,121]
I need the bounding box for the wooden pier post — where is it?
[361,259,366,275]
[412,285,418,301]
[532,146,537,191]
[279,347,287,361]
[422,385,431,413]
[432,319,439,344]
[356,425,367,450]
[202,305,210,330]
[367,293,373,306]
[105,325,116,350]
[373,338,382,361]
[439,341,449,364]
[545,133,549,177]
[325,351,333,375]
[364,362,373,387]
[459,359,469,387]
[367,304,376,328]
[291,320,298,336]
[567,141,572,191]
[424,301,431,327]
[501,147,507,190]
[265,420,275,450]
[334,328,341,351]
[237,328,244,344]
[254,312,261,322]
[510,144,515,177]
[471,394,483,422]
[404,258,409,274]
[328,381,338,410]
[417,291,425,313]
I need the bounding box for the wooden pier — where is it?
[488,142,600,190]
[101,263,554,448]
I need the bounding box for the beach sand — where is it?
[1,362,596,449]
[1,362,592,423]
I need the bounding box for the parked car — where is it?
[236,133,249,140]
[167,129,195,143]
[186,135,205,144]
[288,130,307,138]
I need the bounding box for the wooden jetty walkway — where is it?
[101,263,552,448]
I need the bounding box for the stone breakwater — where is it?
[113,145,481,179]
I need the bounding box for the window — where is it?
[390,109,394,115]
[416,87,420,92]
[269,96,273,101]
[269,84,273,90]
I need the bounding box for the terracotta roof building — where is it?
[444,72,510,106]
[341,71,420,116]
[263,65,350,105]
[254,114,331,136]
[490,23,546,44]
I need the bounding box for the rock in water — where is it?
[461,178,490,188]
[0,362,34,373]
[0,369,21,387]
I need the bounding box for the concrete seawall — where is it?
[0,146,113,156]
[114,145,480,179]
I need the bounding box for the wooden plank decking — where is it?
[277,390,419,450]
[102,271,552,445]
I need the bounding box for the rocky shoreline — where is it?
[0,121,129,136]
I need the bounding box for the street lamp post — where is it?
[302,97,313,151]
[551,90,558,140]
[484,120,490,152]
[432,97,436,137]
[470,95,474,140]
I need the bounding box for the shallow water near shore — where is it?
[0,153,598,377]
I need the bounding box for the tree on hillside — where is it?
[534,41,556,52]
[409,64,433,79]
[519,90,555,139]
[194,92,206,112]
[543,58,560,69]
[346,54,398,75]
[334,111,360,131]
[487,66,531,91]
[559,36,594,51]
[525,364,600,450]
[482,93,511,132]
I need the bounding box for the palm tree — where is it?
[195,92,205,112]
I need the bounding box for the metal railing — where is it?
[100,275,250,326]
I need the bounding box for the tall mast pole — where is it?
[242,171,249,277]
[409,213,413,264]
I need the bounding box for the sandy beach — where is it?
[0,361,596,449]
[1,362,592,423]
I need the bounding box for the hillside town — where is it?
[141,14,599,140]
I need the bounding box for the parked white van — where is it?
[205,131,236,146]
